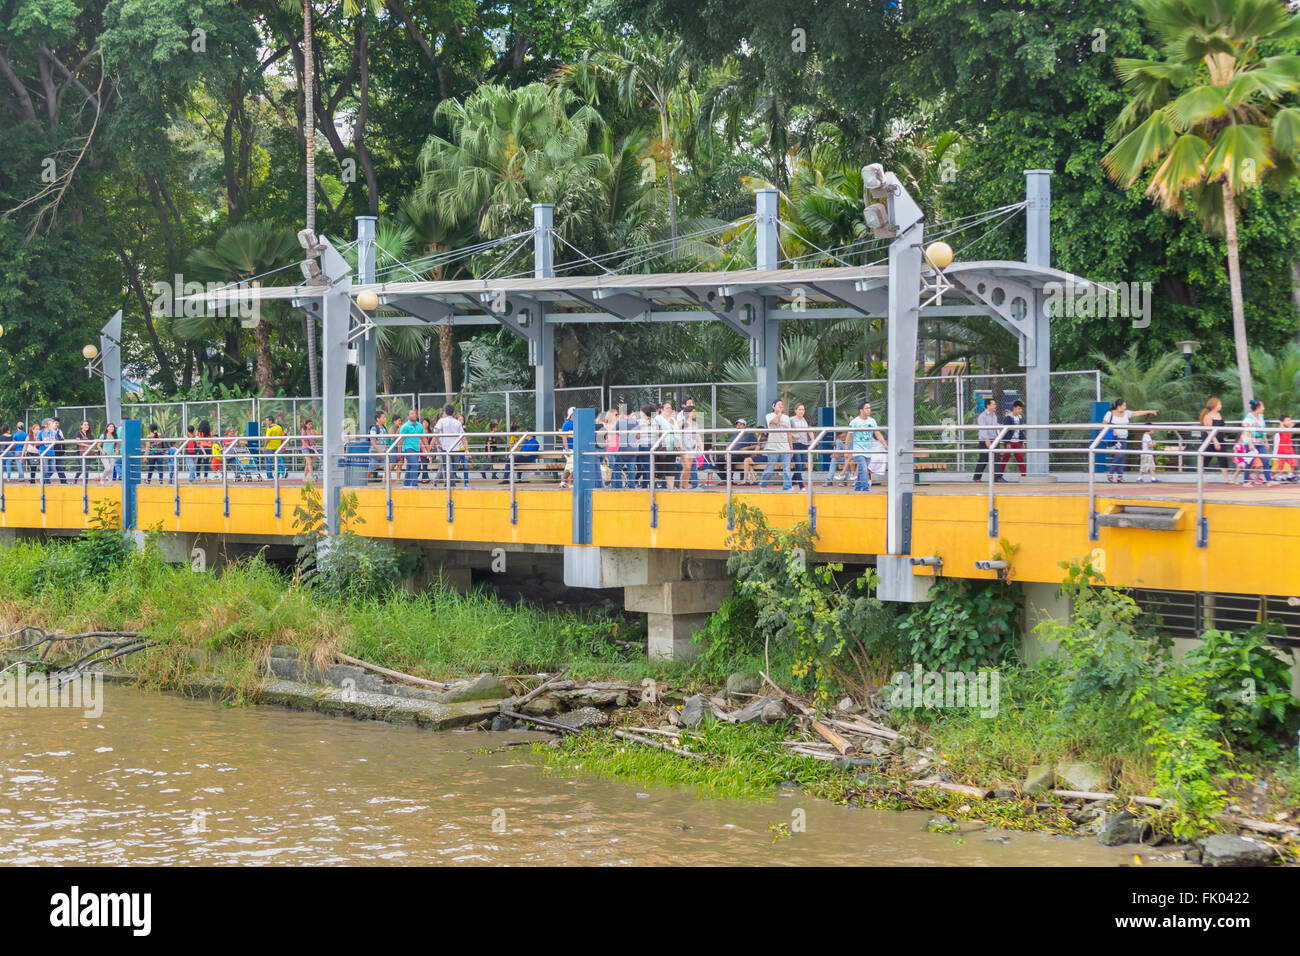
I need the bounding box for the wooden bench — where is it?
[507,451,566,482]
[914,453,949,486]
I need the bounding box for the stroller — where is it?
[231,444,262,482]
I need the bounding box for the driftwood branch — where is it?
[508,668,569,711]
[336,652,448,689]
[908,779,990,800]
[615,729,706,760]
[499,710,580,734]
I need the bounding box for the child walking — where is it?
[1138,428,1157,482]
[1273,415,1296,482]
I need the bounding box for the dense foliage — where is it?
[4,0,1299,418]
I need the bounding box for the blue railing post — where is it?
[571,408,596,544]
[121,419,141,530]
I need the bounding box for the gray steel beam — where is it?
[1025,170,1052,475]
[534,204,555,435]
[884,175,925,557]
[356,216,378,432]
[100,310,123,428]
[755,188,780,422]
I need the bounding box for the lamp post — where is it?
[1176,339,1200,379]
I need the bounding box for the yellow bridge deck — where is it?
[2,482,1296,597]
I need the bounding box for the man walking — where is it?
[758,399,793,490]
[972,398,1004,483]
[398,409,424,487]
[434,404,467,487]
[1000,399,1026,479]
[263,416,285,479]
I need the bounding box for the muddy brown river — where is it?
[0,682,1174,865]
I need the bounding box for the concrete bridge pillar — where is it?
[564,547,730,660]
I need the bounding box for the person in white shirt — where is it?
[758,399,793,490]
[1103,398,1158,483]
[1139,428,1157,482]
[433,404,467,487]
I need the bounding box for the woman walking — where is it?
[789,402,811,491]
[1198,397,1230,482]
[1102,399,1158,483]
[301,418,319,482]
[1243,399,1272,483]
[680,406,703,488]
[72,420,95,482]
[99,423,120,483]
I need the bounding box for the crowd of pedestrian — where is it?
[8,395,1293,491]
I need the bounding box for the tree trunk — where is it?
[661,106,678,256]
[254,318,274,397]
[439,326,455,396]
[303,0,320,399]
[1222,180,1253,407]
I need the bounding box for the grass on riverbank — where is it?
[0,534,686,697]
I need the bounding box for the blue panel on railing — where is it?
[1091,400,1112,471]
[122,419,141,530]
[571,408,596,545]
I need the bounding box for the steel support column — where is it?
[356,216,378,432]
[1025,169,1052,475]
[755,188,780,422]
[534,204,555,437]
[303,239,353,535]
[885,212,923,556]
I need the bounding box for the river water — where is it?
[0,682,1172,866]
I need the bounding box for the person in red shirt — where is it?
[1274,414,1296,482]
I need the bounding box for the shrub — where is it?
[1186,624,1300,753]
[720,501,897,705]
[897,578,1020,671]
[292,484,413,599]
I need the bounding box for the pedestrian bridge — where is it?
[4,417,1296,659]
[3,468,1294,597]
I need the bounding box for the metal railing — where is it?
[340,429,569,527]
[579,423,868,530]
[7,417,1293,548]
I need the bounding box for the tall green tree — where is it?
[557,31,696,253]
[416,82,609,240]
[1103,0,1300,406]
[183,221,300,395]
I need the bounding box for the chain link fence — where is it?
[18,370,1100,438]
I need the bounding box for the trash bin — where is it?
[343,440,370,486]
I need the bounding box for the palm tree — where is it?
[1102,0,1300,407]
[1056,345,1197,422]
[1212,340,1300,414]
[183,222,301,396]
[417,83,609,243]
[556,33,696,254]
[394,195,475,394]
